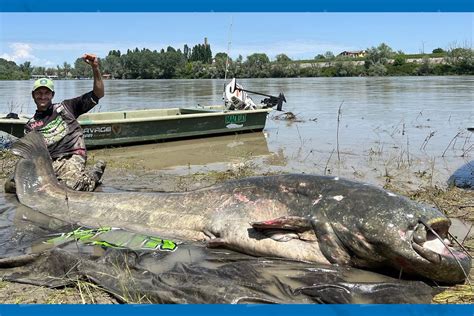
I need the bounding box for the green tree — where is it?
[32,66,46,76]
[243,53,270,77]
[45,67,56,77]
[72,57,92,78]
[333,61,358,77]
[364,43,395,76]
[415,57,434,75]
[324,51,335,60]
[183,44,190,60]
[0,58,27,79]
[367,63,387,76]
[62,62,72,79]
[121,49,141,78]
[271,54,293,77]
[56,64,62,78]
[214,52,229,61]
[392,53,406,67]
[19,61,32,78]
[275,54,291,63]
[176,61,209,79]
[190,44,213,64]
[213,52,232,78]
[103,51,125,79]
[160,48,186,78]
[445,47,474,74]
[365,43,394,65]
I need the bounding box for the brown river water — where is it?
[0,76,474,181]
[2,76,472,182]
[4,76,472,186]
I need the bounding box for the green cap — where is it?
[32,78,54,92]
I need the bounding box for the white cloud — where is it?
[0,41,113,66]
[0,42,34,61]
[0,42,56,66]
[9,42,34,59]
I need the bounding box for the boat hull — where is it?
[0,106,270,148]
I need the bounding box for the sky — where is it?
[0,12,472,67]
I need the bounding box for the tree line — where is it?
[1,42,473,80]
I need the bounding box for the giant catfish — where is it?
[10,132,471,283]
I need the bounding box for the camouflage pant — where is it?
[52,155,105,192]
[4,154,105,194]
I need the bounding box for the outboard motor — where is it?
[224,78,286,111]
[224,79,257,110]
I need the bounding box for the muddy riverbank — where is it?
[0,145,472,303]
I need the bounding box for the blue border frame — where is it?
[0,0,473,12]
[0,304,473,315]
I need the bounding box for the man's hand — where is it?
[83,53,104,99]
[83,53,99,68]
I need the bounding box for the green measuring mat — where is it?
[47,227,178,252]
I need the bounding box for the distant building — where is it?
[338,50,367,58]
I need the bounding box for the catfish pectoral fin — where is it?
[206,223,330,264]
[311,220,351,265]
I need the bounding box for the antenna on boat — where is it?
[223,16,233,107]
[224,16,233,83]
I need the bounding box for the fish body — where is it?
[11,132,471,283]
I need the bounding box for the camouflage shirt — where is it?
[24,91,99,159]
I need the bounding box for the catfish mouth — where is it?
[410,218,471,282]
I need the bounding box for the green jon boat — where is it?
[0,105,271,148]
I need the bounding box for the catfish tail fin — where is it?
[11,131,51,162]
[11,131,62,202]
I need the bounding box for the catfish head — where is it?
[309,182,471,284]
